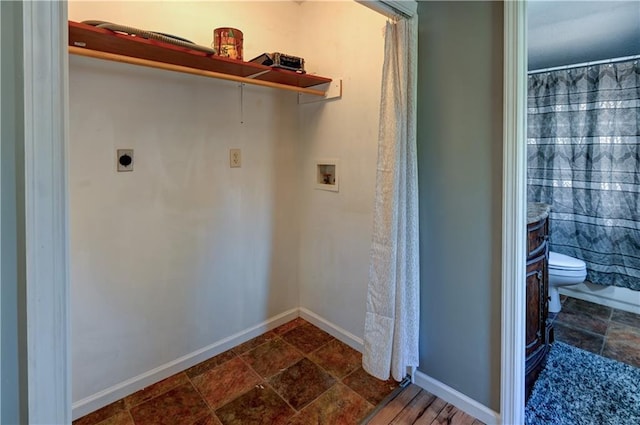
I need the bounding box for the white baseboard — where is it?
[560,282,640,315]
[71,308,299,420]
[298,307,364,353]
[413,370,500,425]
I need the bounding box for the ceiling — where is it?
[528,0,640,70]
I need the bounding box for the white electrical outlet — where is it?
[230,148,241,168]
[117,149,134,172]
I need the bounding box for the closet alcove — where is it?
[68,1,387,418]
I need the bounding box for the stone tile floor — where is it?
[73,318,399,425]
[550,295,640,368]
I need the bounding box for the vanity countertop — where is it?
[527,202,551,224]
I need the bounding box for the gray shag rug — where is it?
[525,342,640,425]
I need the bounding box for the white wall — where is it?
[68,0,384,414]
[296,1,385,343]
[70,57,301,403]
[528,1,640,70]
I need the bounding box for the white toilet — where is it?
[548,251,587,313]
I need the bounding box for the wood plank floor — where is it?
[364,384,485,425]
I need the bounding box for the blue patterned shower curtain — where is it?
[527,60,640,291]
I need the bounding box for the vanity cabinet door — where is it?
[527,220,548,258]
[526,254,546,357]
[525,209,551,401]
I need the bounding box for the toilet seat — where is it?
[549,268,586,279]
[549,251,586,271]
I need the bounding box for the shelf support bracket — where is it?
[298,78,342,104]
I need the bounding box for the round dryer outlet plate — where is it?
[117,149,134,172]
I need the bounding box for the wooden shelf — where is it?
[68,21,332,96]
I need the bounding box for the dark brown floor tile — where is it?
[555,308,609,335]
[553,322,604,354]
[611,309,640,329]
[215,385,294,425]
[190,356,262,409]
[232,331,278,355]
[287,383,373,425]
[241,338,303,378]
[606,322,640,347]
[562,297,612,321]
[602,339,640,368]
[269,358,336,411]
[308,339,362,379]
[273,318,308,335]
[124,373,190,409]
[129,382,209,425]
[185,350,237,379]
[73,400,126,425]
[95,411,135,425]
[192,414,223,425]
[281,323,334,354]
[342,367,399,406]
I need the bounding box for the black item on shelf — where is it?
[249,52,305,73]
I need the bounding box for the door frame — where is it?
[17,1,526,423]
[500,1,527,424]
[20,1,70,423]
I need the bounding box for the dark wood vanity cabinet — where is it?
[525,212,553,400]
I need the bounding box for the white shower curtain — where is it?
[363,16,419,382]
